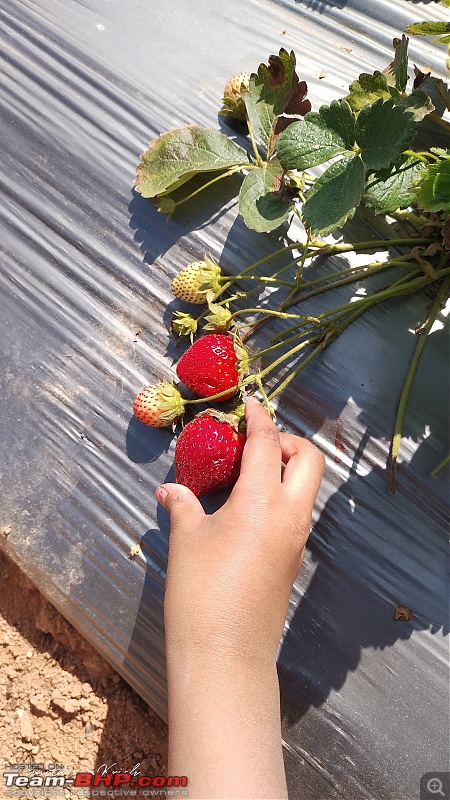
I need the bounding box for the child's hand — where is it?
[159,396,325,669]
[158,397,325,798]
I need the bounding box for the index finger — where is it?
[280,432,325,516]
[236,397,282,492]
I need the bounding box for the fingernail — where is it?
[246,396,261,407]
[156,485,168,505]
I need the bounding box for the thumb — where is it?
[156,483,205,531]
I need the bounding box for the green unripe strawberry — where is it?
[220,72,251,122]
[171,258,222,305]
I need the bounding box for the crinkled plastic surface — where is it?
[1,1,449,797]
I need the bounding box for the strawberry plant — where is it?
[134,29,450,495]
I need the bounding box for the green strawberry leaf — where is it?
[405,21,450,36]
[136,126,250,197]
[276,100,355,170]
[244,52,294,153]
[239,158,294,232]
[364,156,426,214]
[356,99,416,170]
[430,147,450,158]
[413,158,450,212]
[303,155,365,235]
[346,72,392,112]
[243,49,310,155]
[383,35,409,92]
[433,34,450,44]
[397,90,434,121]
[416,75,450,114]
[346,68,433,120]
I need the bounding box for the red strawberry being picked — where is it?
[175,410,246,498]
[176,334,245,401]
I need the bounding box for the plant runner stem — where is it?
[267,270,450,403]
[266,303,369,402]
[317,237,434,256]
[294,254,416,292]
[432,453,450,478]
[286,261,418,306]
[170,165,252,209]
[242,254,425,343]
[231,308,318,323]
[247,270,425,363]
[268,268,424,345]
[263,274,430,395]
[258,268,450,399]
[218,238,433,299]
[389,276,450,494]
[183,268,450,408]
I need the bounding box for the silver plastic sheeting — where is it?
[1,1,448,797]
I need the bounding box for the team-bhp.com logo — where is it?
[3,769,188,796]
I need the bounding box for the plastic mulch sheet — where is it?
[1,1,448,797]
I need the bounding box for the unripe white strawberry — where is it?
[132,381,185,428]
[171,258,222,305]
[220,72,251,122]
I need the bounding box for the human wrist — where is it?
[166,656,286,799]
[165,635,277,686]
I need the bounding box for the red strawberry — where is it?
[175,410,246,497]
[132,381,185,428]
[176,334,243,401]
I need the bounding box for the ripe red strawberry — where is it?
[175,411,246,497]
[176,334,242,401]
[132,381,185,428]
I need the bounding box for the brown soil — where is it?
[0,550,168,799]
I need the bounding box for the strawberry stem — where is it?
[432,453,450,478]
[268,265,422,345]
[230,307,319,324]
[180,267,450,411]
[167,165,252,210]
[255,376,275,417]
[389,276,450,494]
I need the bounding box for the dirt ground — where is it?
[0,550,168,799]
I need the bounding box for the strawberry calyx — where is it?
[195,408,242,433]
[172,311,198,341]
[156,381,186,423]
[203,302,232,333]
[232,333,250,379]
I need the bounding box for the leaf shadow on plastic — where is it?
[128,173,243,266]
